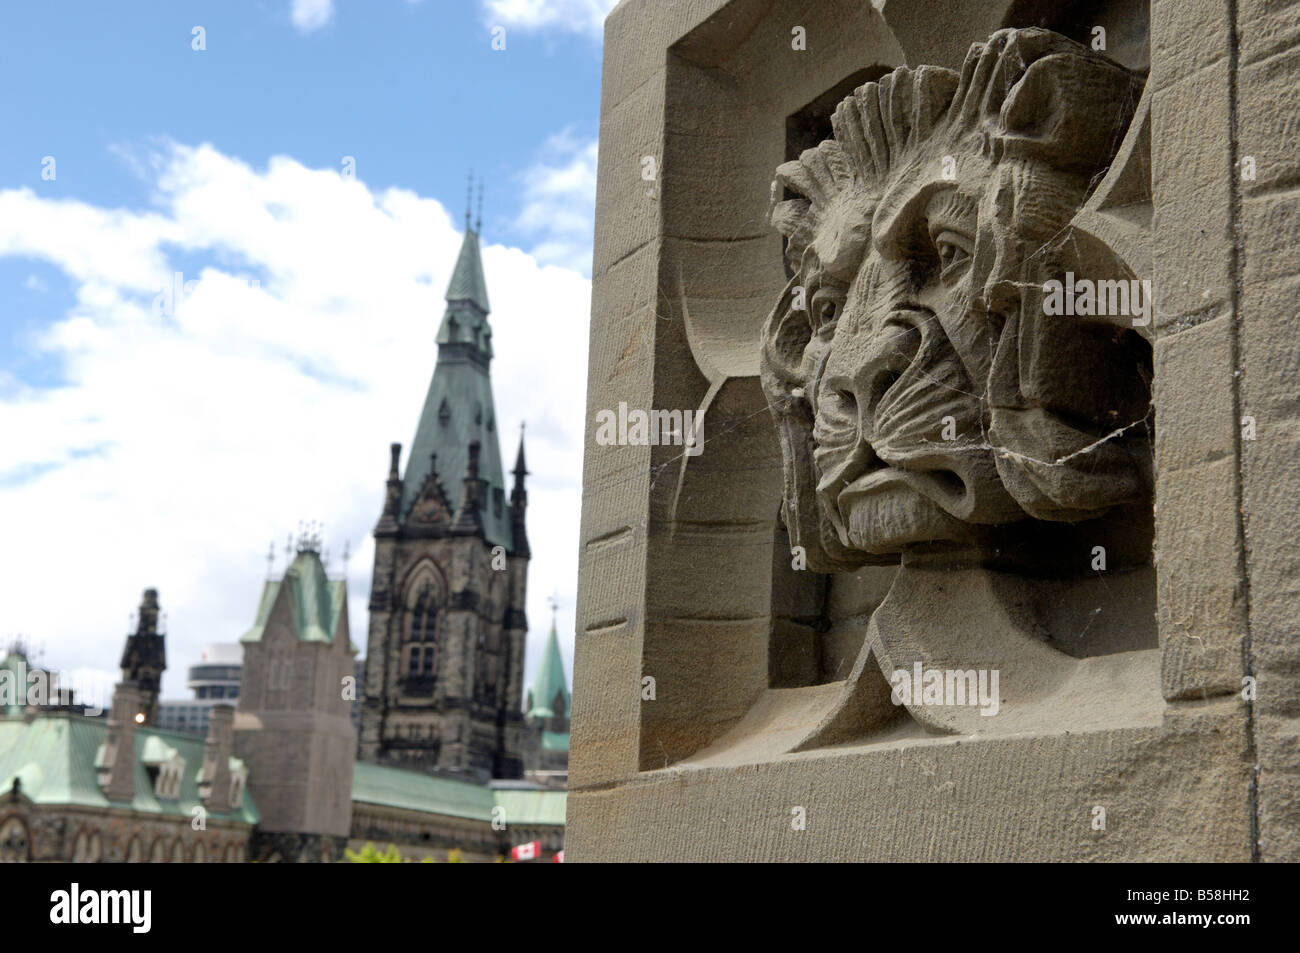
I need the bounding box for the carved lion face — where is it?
[762,29,1151,569]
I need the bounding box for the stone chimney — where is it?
[98,682,142,802]
[198,704,234,813]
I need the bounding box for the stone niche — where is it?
[572,0,1300,862]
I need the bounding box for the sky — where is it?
[0,0,618,707]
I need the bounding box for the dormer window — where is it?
[229,762,248,806]
[142,743,186,800]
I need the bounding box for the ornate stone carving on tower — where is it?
[119,588,166,725]
[359,217,530,783]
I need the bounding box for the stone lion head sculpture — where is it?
[761,28,1152,571]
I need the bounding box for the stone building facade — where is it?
[570,0,1300,861]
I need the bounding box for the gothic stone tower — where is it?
[234,535,356,863]
[119,588,166,724]
[359,220,530,783]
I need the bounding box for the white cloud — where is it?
[516,130,598,275]
[482,0,619,38]
[0,140,586,704]
[291,0,335,33]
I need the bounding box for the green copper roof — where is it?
[444,228,490,313]
[242,550,347,644]
[351,761,494,820]
[491,787,567,826]
[351,761,565,827]
[526,618,570,720]
[0,713,258,824]
[541,730,570,752]
[400,228,510,547]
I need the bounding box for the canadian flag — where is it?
[552,850,564,863]
[511,840,541,861]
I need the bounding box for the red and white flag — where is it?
[552,850,564,863]
[511,840,541,861]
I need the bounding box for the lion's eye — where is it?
[937,241,969,273]
[810,288,845,333]
[932,230,972,278]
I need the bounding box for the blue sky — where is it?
[0,0,613,704]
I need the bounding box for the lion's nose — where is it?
[851,314,923,436]
[976,276,1021,325]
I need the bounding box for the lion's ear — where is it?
[761,276,812,396]
[760,276,878,574]
[997,51,1143,174]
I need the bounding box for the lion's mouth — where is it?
[838,466,967,509]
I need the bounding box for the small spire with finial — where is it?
[342,540,351,578]
[266,540,275,579]
[465,172,473,229]
[476,178,484,233]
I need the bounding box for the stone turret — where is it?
[98,682,142,802]
[119,588,166,724]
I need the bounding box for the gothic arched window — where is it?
[0,816,31,863]
[404,584,440,688]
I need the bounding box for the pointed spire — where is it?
[475,178,484,233]
[442,227,490,315]
[510,424,530,558]
[398,195,507,547]
[527,605,569,721]
[376,442,403,536]
[512,423,528,484]
[464,171,473,229]
[451,439,486,535]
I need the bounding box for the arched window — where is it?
[404,584,440,687]
[0,816,30,863]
